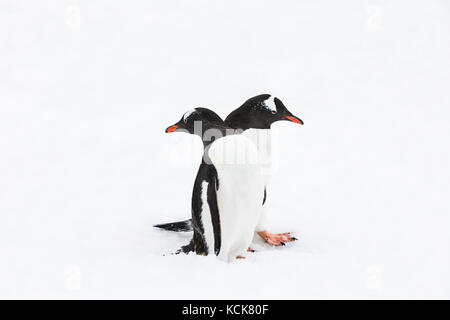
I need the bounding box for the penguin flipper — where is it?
[153,219,193,232]
[207,173,221,256]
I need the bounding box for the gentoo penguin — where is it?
[155,94,303,246]
[225,94,303,246]
[165,108,265,261]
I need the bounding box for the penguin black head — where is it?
[225,94,304,130]
[165,108,228,142]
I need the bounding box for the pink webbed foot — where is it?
[257,230,297,246]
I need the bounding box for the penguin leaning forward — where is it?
[156,94,303,246]
[165,108,265,262]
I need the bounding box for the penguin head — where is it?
[165,108,225,137]
[225,94,304,130]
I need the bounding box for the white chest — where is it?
[207,135,265,261]
[241,129,273,182]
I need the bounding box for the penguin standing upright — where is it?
[225,94,303,245]
[155,94,303,246]
[165,108,264,261]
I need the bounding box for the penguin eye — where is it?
[270,110,277,114]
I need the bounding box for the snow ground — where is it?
[1,0,450,299]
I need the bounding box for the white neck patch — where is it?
[263,96,277,113]
[183,109,196,121]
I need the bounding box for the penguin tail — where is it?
[154,219,193,232]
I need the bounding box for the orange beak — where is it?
[165,125,179,133]
[285,116,304,125]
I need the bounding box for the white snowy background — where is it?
[1,0,449,299]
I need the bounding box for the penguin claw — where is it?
[257,230,297,246]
